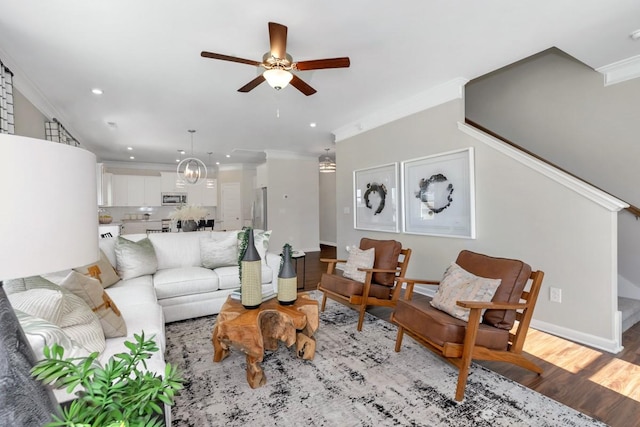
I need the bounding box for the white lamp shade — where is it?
[263,68,293,90]
[0,134,99,280]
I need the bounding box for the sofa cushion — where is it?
[342,247,375,283]
[214,264,273,290]
[74,249,120,288]
[60,271,127,338]
[147,231,211,269]
[115,237,158,280]
[320,271,393,300]
[200,233,238,269]
[430,262,501,322]
[153,267,219,300]
[360,238,402,286]
[105,275,157,307]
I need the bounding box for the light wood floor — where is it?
[302,245,640,426]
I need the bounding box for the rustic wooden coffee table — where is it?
[211,293,319,388]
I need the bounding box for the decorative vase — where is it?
[278,244,297,305]
[241,229,262,309]
[181,220,198,232]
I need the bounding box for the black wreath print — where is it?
[363,182,387,215]
[415,173,454,214]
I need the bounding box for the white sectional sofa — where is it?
[7,229,279,410]
[100,230,279,322]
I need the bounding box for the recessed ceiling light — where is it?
[310,122,317,128]
[215,161,220,165]
[129,156,135,160]
[91,88,103,95]
[127,147,133,151]
[176,159,180,162]
[631,29,640,40]
[179,150,186,155]
[226,154,231,158]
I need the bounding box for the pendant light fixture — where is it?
[319,148,336,173]
[177,129,207,185]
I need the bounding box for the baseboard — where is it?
[413,285,624,354]
[319,241,337,247]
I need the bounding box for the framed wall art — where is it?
[401,148,476,238]
[353,163,399,233]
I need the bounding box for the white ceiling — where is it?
[1,1,639,167]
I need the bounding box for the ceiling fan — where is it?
[201,22,350,96]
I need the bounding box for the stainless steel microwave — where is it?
[161,193,187,206]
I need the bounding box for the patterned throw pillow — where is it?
[60,271,127,338]
[114,237,158,280]
[430,262,502,322]
[201,233,238,269]
[342,247,375,283]
[237,229,272,261]
[74,249,121,288]
[7,288,65,324]
[15,309,91,359]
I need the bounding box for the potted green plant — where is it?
[31,332,183,427]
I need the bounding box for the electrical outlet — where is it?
[550,287,562,303]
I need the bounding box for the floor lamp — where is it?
[0,134,99,425]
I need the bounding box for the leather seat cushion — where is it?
[456,250,532,330]
[394,298,509,351]
[320,272,392,300]
[360,238,402,285]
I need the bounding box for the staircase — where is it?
[619,297,640,332]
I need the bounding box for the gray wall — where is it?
[336,99,621,351]
[319,171,337,246]
[465,48,640,298]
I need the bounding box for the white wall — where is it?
[265,154,320,253]
[465,48,640,298]
[13,88,47,139]
[319,171,337,246]
[336,99,622,352]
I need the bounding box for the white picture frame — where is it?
[401,148,476,238]
[353,163,399,233]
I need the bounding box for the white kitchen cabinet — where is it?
[121,221,162,235]
[186,179,217,206]
[161,172,186,193]
[96,163,113,207]
[111,175,161,206]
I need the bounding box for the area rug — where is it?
[165,294,606,426]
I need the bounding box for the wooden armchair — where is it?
[317,238,412,331]
[390,250,544,401]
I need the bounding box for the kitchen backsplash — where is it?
[102,206,217,222]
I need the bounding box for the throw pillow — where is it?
[7,288,65,324]
[237,229,272,261]
[342,247,375,283]
[430,262,502,322]
[201,233,238,269]
[56,289,106,354]
[15,309,91,359]
[114,237,158,280]
[3,275,62,294]
[60,271,127,338]
[74,249,120,288]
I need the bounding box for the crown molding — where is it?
[458,122,628,212]
[264,150,317,160]
[332,77,468,142]
[596,54,640,86]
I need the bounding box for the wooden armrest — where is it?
[456,300,528,310]
[356,267,398,273]
[320,258,347,264]
[396,277,441,286]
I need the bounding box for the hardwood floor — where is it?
[301,245,640,426]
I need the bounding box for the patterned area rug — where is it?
[165,293,605,426]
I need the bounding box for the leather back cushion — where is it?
[455,250,531,330]
[360,238,402,286]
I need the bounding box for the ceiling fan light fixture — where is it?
[263,68,293,90]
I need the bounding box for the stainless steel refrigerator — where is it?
[253,187,267,230]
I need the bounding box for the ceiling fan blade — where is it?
[268,22,288,59]
[289,74,317,96]
[238,75,266,93]
[294,57,351,71]
[201,51,261,67]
